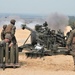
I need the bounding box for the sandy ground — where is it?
[0,29,75,75]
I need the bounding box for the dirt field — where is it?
[0,29,75,75]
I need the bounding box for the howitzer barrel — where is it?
[21,24,36,32]
[21,24,44,45]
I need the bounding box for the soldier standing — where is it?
[5,19,18,64]
[5,19,17,45]
[0,19,19,66]
[1,25,7,40]
[66,25,75,71]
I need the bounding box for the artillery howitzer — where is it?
[19,24,70,58]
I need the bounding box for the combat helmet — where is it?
[10,19,16,24]
[43,21,48,27]
[3,24,7,30]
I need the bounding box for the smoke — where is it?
[27,22,43,30]
[0,16,25,29]
[46,13,69,32]
[0,15,44,29]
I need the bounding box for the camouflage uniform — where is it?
[4,20,17,63]
[5,19,17,44]
[1,25,7,40]
[0,27,14,46]
[66,29,75,70]
[0,19,18,64]
[0,34,12,63]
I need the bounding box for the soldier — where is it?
[5,19,17,45]
[0,33,12,46]
[66,30,72,41]
[0,20,19,65]
[0,34,12,65]
[1,24,7,40]
[43,21,48,27]
[66,25,75,71]
[3,20,18,64]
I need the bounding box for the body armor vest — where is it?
[5,24,13,34]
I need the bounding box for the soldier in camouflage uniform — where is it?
[0,19,17,46]
[66,25,75,71]
[0,34,12,64]
[1,25,7,40]
[5,19,17,45]
[0,19,18,65]
[0,34,12,46]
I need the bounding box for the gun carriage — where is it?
[19,23,70,58]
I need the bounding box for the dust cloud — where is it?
[46,13,69,32]
[0,16,25,29]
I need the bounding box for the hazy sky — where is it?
[0,0,75,16]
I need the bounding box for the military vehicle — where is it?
[18,22,70,58]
